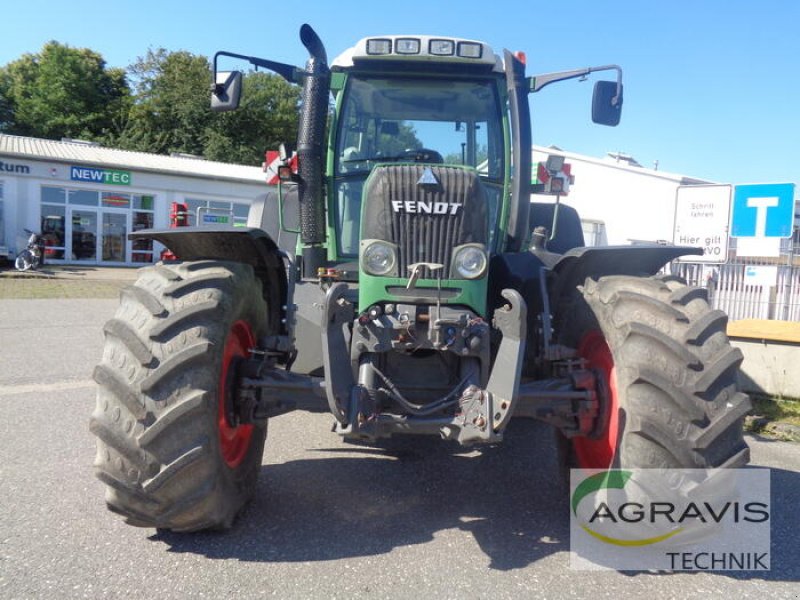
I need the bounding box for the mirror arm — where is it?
[213,51,304,84]
[529,64,622,105]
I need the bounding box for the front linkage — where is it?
[323,285,527,445]
[232,281,608,447]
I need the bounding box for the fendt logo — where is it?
[391,200,461,215]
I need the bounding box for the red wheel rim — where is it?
[573,331,619,469]
[218,320,255,468]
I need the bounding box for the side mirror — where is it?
[211,71,243,112]
[592,80,623,126]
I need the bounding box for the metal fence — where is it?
[670,234,800,322]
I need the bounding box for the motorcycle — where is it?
[14,229,45,272]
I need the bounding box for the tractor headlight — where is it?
[361,240,397,276]
[452,244,488,279]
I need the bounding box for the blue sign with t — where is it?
[731,183,795,238]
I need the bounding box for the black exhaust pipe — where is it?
[296,24,330,277]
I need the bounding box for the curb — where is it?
[0,271,57,280]
[0,267,140,282]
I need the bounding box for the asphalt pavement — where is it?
[0,297,798,599]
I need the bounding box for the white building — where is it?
[0,134,268,265]
[532,145,710,246]
[0,133,717,266]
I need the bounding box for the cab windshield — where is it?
[334,75,505,256]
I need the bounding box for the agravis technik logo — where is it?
[569,468,771,571]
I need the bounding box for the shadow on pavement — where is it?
[152,421,798,580]
[154,419,569,570]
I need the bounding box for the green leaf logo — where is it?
[571,470,633,516]
[572,470,683,547]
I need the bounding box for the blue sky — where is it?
[1,0,798,186]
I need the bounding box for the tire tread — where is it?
[92,260,270,531]
[572,275,750,469]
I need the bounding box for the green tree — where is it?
[0,43,301,165]
[0,41,129,139]
[113,49,300,165]
[114,49,212,156]
[0,86,12,131]
[204,71,300,164]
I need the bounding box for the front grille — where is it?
[362,165,488,278]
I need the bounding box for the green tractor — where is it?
[91,25,750,531]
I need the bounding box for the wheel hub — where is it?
[572,330,619,469]
[218,320,256,468]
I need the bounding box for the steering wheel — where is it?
[401,148,444,164]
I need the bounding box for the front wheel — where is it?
[91,260,271,531]
[14,250,34,271]
[556,275,751,470]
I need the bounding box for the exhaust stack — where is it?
[296,24,330,276]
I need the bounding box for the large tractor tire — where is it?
[556,275,751,470]
[90,260,271,531]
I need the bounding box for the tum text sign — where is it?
[673,184,731,263]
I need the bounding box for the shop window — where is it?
[70,210,98,261]
[209,200,231,211]
[41,187,67,259]
[232,203,249,226]
[40,186,67,260]
[41,205,66,259]
[133,195,154,211]
[68,189,99,206]
[582,220,607,247]
[132,211,154,263]
[185,197,249,227]
[132,195,155,263]
[102,192,131,209]
[102,212,127,261]
[183,198,203,226]
[40,185,156,264]
[42,186,66,204]
[0,180,5,248]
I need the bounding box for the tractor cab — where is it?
[328,36,508,261]
[330,73,506,258]
[326,37,512,314]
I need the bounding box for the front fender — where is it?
[549,244,702,305]
[130,226,288,332]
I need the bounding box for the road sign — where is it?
[744,265,778,288]
[731,183,795,238]
[673,184,731,263]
